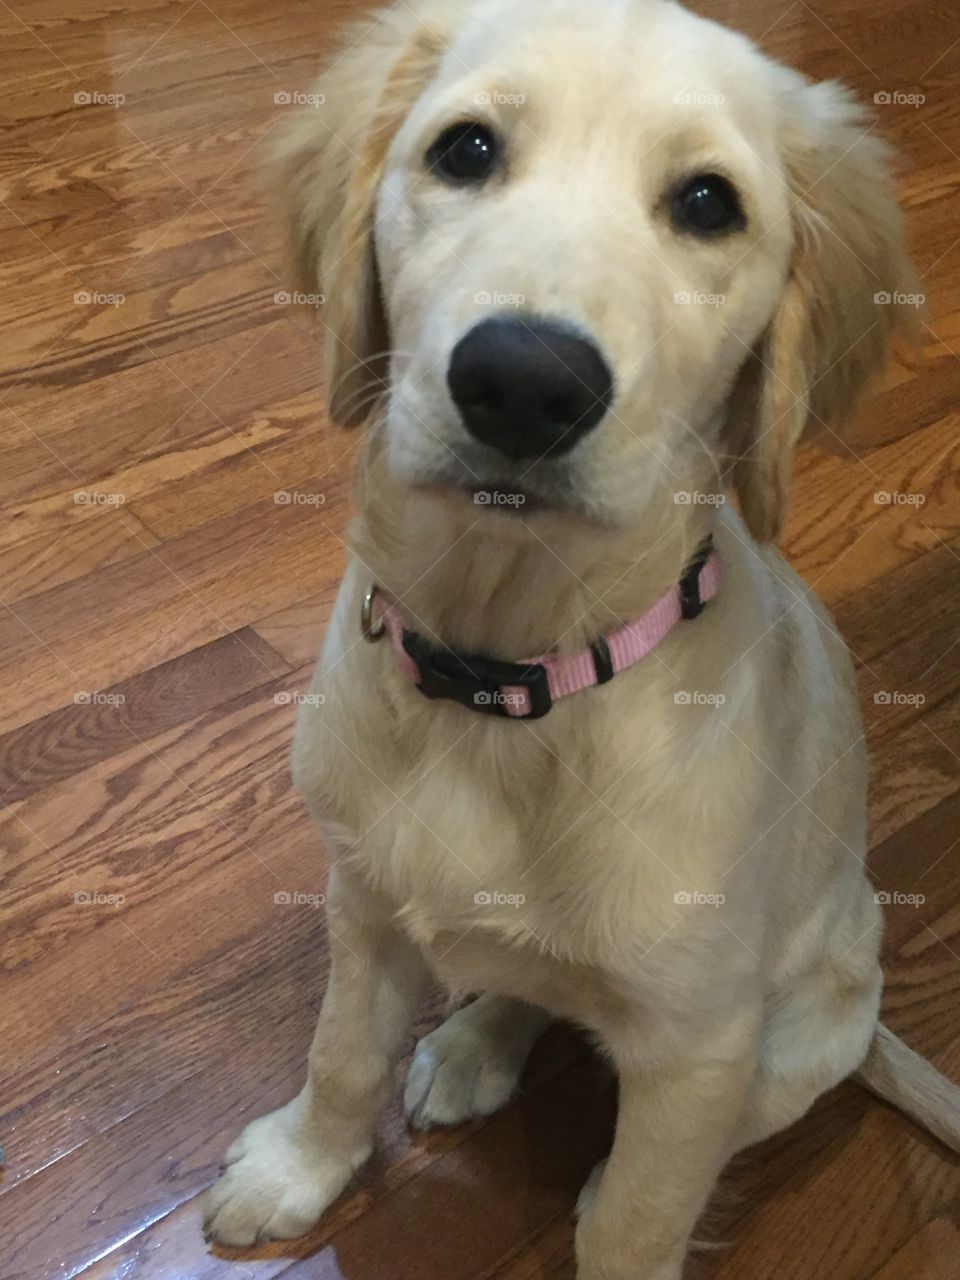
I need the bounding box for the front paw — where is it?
[202,1102,370,1246]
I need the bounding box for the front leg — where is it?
[576,1010,759,1280]
[203,876,428,1246]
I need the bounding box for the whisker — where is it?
[335,375,393,420]
[661,410,735,488]
[329,348,416,404]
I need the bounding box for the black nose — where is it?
[447,316,614,460]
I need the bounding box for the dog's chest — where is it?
[342,743,559,942]
[336,790,642,1019]
[293,603,758,1020]
[301,681,604,929]
[298,691,707,1015]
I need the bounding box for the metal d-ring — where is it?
[361,583,386,642]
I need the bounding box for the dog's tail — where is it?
[854,1023,960,1154]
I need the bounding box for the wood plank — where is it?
[868,1219,960,1280]
[0,504,159,605]
[871,789,960,1058]
[0,322,322,510]
[0,626,287,803]
[783,410,960,602]
[0,666,317,1068]
[252,588,339,669]
[0,493,348,735]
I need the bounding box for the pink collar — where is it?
[362,539,721,721]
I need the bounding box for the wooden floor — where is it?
[0,0,958,1276]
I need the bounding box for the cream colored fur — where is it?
[203,3,959,1276]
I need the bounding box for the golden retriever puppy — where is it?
[203,2,960,1276]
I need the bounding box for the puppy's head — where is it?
[279,0,918,540]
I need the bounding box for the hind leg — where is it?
[731,962,882,1154]
[404,994,550,1129]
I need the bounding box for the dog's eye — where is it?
[671,173,744,236]
[427,122,499,184]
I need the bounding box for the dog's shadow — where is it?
[209,1024,945,1279]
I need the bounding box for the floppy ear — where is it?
[729,80,921,542]
[274,4,453,426]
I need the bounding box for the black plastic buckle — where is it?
[402,631,553,720]
[679,536,714,621]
